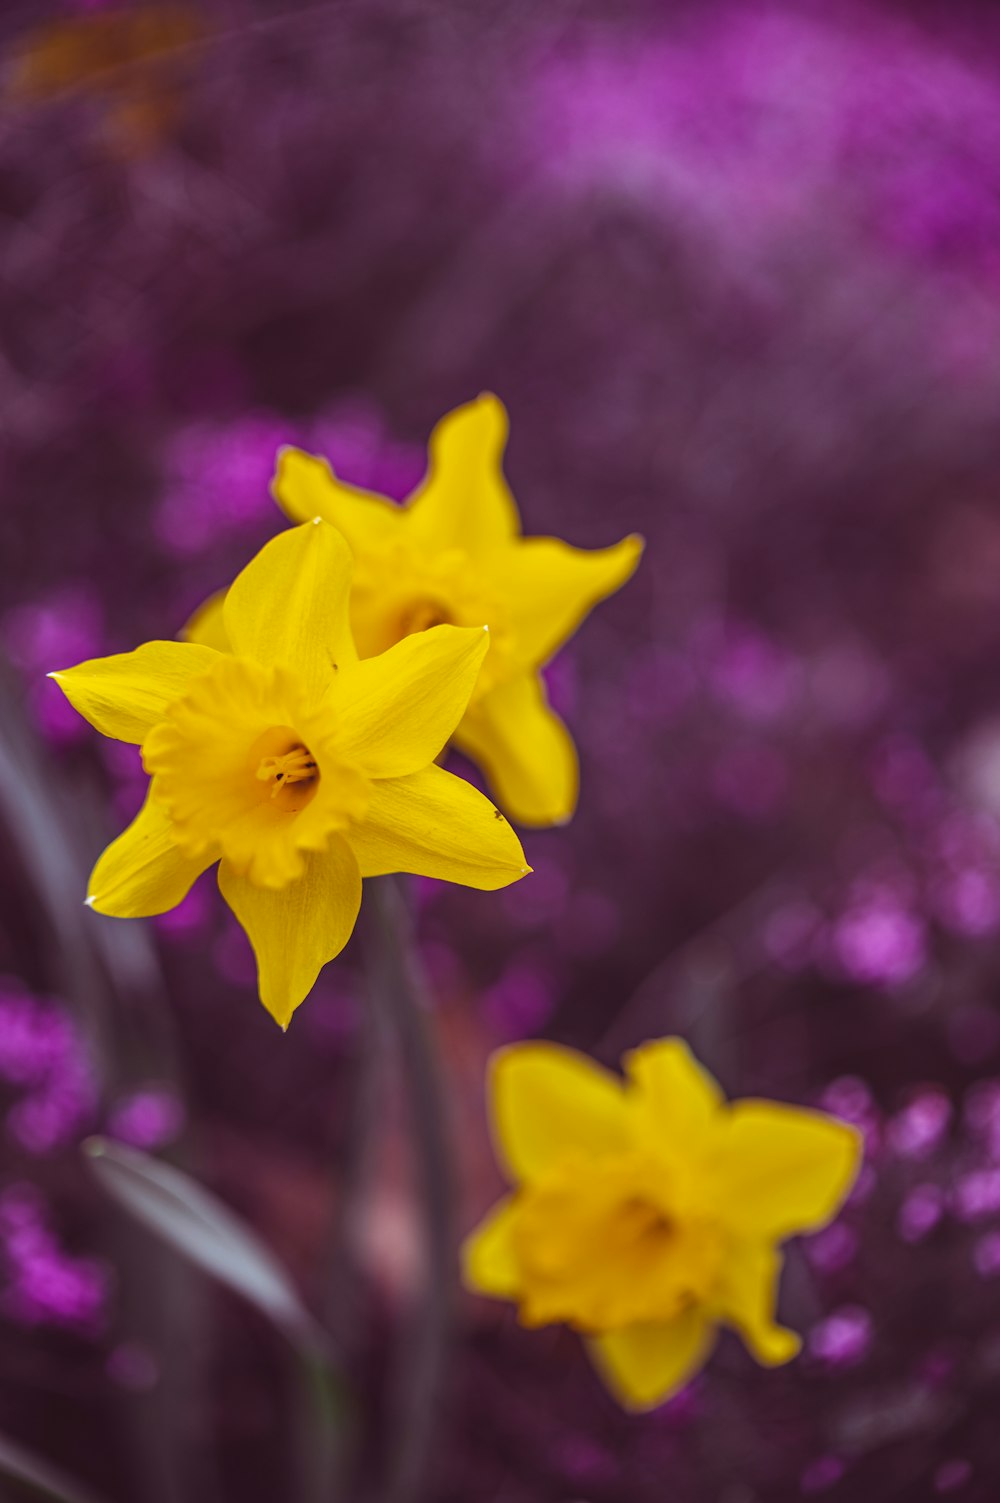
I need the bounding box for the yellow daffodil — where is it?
[50,521,529,1028]
[462,1038,861,1411]
[185,396,643,827]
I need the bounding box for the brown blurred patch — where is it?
[8,6,205,156]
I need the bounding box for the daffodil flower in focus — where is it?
[49,520,529,1028]
[462,1038,861,1411]
[185,396,643,827]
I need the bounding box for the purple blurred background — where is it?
[4,0,1000,1497]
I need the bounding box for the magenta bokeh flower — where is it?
[0,1186,108,1334]
[0,985,96,1154]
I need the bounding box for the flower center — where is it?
[510,1153,724,1332]
[142,657,371,887]
[351,544,512,700]
[244,726,322,816]
[398,598,453,636]
[255,743,318,799]
[619,1196,674,1244]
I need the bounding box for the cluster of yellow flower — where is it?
[51,397,639,1020]
[51,395,860,1411]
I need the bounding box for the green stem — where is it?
[366,876,454,1503]
[294,1344,351,1503]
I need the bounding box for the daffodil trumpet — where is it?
[463,1037,862,1411]
[50,520,530,1028]
[185,395,644,828]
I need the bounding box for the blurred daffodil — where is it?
[186,396,643,827]
[50,521,529,1028]
[462,1038,861,1411]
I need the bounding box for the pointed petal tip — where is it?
[264,998,295,1032]
[515,808,575,830]
[783,1329,804,1361]
[272,441,319,471]
[46,670,63,680]
[84,894,96,908]
[621,532,646,566]
[744,1323,803,1367]
[263,1003,293,1032]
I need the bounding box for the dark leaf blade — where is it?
[0,1431,108,1503]
[84,1137,327,1357]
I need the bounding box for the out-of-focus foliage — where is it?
[4,0,1000,1499]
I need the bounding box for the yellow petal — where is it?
[716,1242,801,1367]
[223,521,357,698]
[218,838,362,1028]
[88,789,212,917]
[49,641,222,744]
[713,1102,862,1240]
[271,446,406,551]
[181,589,230,652]
[408,394,520,556]
[345,764,529,890]
[483,533,644,671]
[453,673,578,828]
[588,1310,714,1411]
[461,1196,522,1300]
[335,624,489,778]
[488,1043,630,1184]
[624,1038,724,1147]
